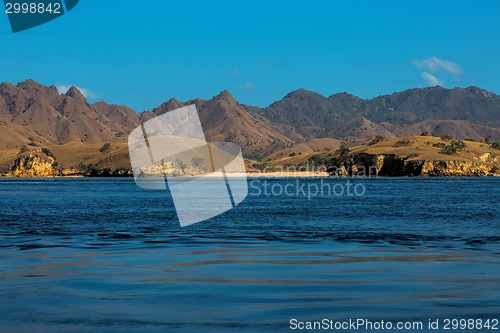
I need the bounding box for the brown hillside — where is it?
[1,79,500,175]
[271,136,500,167]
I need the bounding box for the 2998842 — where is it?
[5,2,61,14]
[443,318,498,330]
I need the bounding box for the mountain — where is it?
[250,89,351,138]
[382,119,500,141]
[141,90,296,158]
[0,80,298,158]
[0,80,140,149]
[363,86,500,127]
[0,79,499,175]
[247,86,500,142]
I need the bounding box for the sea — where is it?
[0,177,498,332]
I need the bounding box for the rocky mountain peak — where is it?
[284,88,321,99]
[64,86,86,101]
[16,79,58,97]
[17,79,43,90]
[213,90,237,103]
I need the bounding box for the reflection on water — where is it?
[1,241,499,332]
[0,178,499,332]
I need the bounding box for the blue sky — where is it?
[1,0,500,111]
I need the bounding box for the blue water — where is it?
[0,177,499,332]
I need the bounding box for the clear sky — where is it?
[1,0,500,111]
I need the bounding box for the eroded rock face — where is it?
[418,160,493,176]
[7,152,61,177]
[3,148,133,177]
[327,153,500,176]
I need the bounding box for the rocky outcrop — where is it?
[2,147,134,177]
[412,160,494,176]
[327,153,500,176]
[7,151,61,177]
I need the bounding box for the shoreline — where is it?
[1,171,499,179]
[0,171,329,178]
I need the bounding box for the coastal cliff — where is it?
[327,153,499,176]
[268,136,500,177]
[4,149,74,177]
[2,136,500,177]
[6,150,60,177]
[0,143,133,178]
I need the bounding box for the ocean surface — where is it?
[0,177,498,332]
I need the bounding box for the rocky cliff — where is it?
[283,136,500,177]
[327,153,499,176]
[6,151,62,177]
[3,148,89,177]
